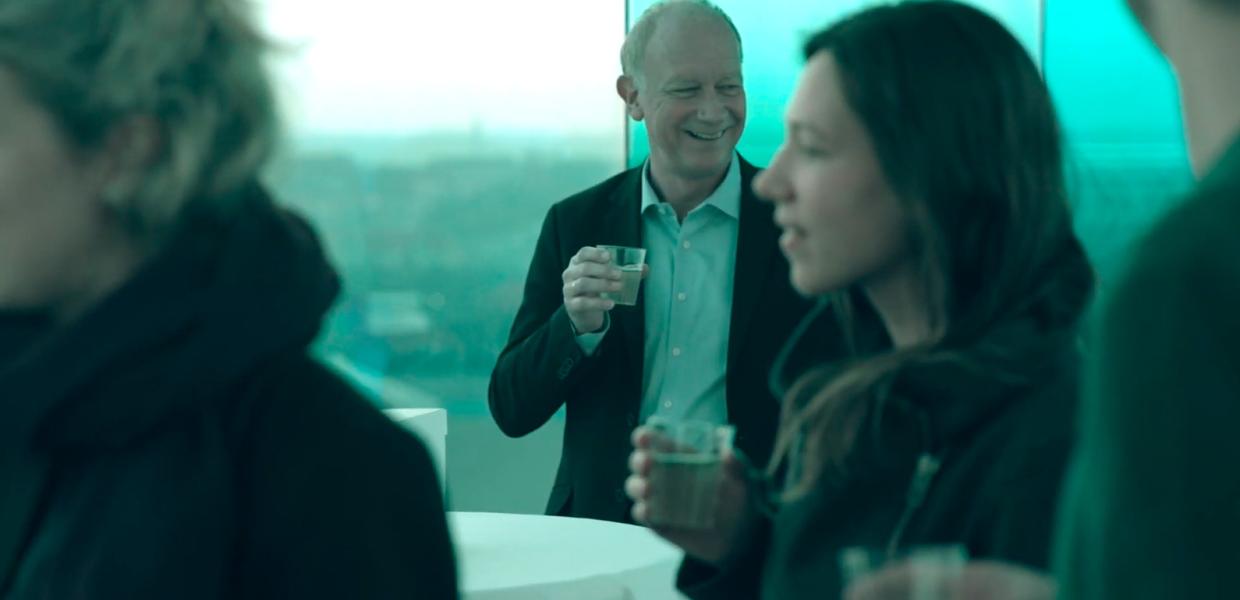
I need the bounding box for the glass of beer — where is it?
[597,245,646,306]
[643,417,735,529]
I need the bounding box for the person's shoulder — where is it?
[229,352,438,475]
[1127,180,1240,286]
[222,353,455,596]
[1100,182,1240,348]
[1099,178,1240,376]
[971,346,1081,483]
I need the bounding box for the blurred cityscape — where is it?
[244,0,1198,514]
[265,132,1194,414]
[265,132,623,415]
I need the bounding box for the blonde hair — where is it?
[0,0,279,235]
[621,0,742,87]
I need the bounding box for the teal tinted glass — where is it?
[625,0,1193,282]
[624,0,1043,167]
[260,0,626,513]
[1046,0,1193,280]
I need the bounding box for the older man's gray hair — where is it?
[620,0,743,87]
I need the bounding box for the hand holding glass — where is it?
[596,245,646,306]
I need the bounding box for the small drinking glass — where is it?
[643,417,735,529]
[597,245,646,306]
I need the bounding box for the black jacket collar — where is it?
[0,185,339,452]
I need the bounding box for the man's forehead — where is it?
[656,63,743,85]
[644,17,738,63]
[644,38,740,81]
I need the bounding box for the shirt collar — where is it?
[640,152,742,220]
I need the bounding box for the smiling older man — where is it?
[488,0,836,523]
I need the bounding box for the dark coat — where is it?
[679,305,1081,599]
[0,186,458,599]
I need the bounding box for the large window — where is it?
[1044,0,1193,283]
[626,0,1044,166]
[261,2,625,396]
[259,1,625,512]
[255,1,1194,513]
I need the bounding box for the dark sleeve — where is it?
[0,311,49,365]
[676,516,772,600]
[977,435,1073,569]
[1053,221,1240,599]
[239,362,458,600]
[488,204,603,437]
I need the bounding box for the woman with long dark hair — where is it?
[626,2,1095,598]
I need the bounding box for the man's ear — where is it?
[616,75,645,121]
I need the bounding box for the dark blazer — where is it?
[679,311,1082,600]
[0,187,457,599]
[488,156,830,522]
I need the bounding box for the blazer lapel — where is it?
[600,168,646,392]
[728,158,782,368]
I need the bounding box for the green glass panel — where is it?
[1046,0,1194,281]
[624,0,1194,282]
[625,0,1043,167]
[259,0,627,513]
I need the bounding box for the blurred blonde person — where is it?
[0,1,457,597]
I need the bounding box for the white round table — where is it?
[448,512,688,599]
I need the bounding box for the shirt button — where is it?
[664,400,673,409]
[672,347,682,357]
[682,241,692,250]
[677,293,687,301]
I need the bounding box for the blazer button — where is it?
[556,358,575,380]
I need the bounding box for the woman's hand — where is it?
[625,425,761,564]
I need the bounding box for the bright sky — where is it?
[259,1,1040,137]
[260,0,627,135]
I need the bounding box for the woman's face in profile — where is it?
[0,65,115,312]
[753,51,912,298]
